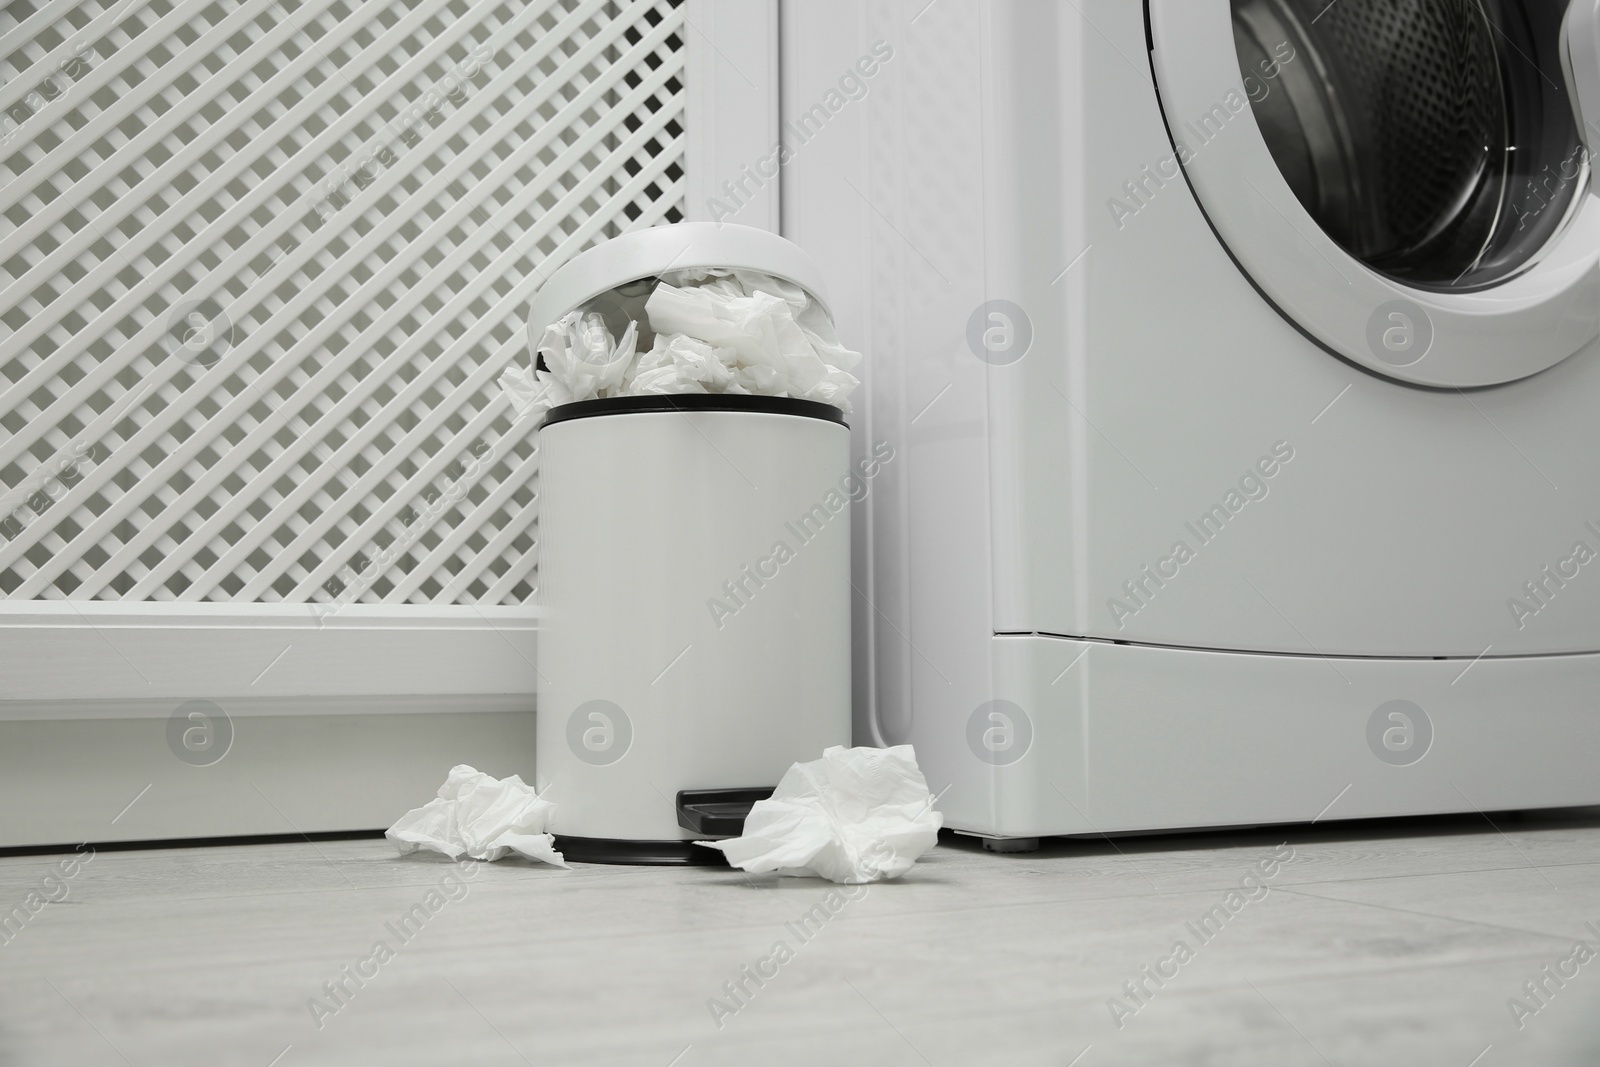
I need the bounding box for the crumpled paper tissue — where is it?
[499,309,637,419]
[628,332,740,395]
[387,764,568,868]
[498,268,861,422]
[697,745,943,884]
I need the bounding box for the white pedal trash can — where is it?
[530,225,855,864]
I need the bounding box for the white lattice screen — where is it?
[0,0,686,604]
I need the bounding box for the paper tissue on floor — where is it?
[499,267,862,422]
[387,764,567,868]
[697,745,943,884]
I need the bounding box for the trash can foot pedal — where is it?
[554,835,728,866]
[676,787,776,837]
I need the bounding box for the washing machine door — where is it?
[1148,0,1600,387]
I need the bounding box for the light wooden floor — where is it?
[3,809,1599,1067]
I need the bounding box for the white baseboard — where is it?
[1,706,536,848]
[0,603,539,847]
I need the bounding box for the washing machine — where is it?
[782,0,1600,844]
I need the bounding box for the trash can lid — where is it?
[525,223,834,355]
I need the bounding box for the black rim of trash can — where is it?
[536,394,847,430]
[554,835,731,867]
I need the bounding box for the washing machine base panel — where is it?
[919,636,1600,840]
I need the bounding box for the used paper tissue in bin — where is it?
[628,332,738,395]
[499,267,861,421]
[499,310,638,417]
[387,764,567,868]
[698,746,943,884]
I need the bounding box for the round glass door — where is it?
[1232,0,1588,292]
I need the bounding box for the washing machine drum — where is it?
[1232,0,1585,292]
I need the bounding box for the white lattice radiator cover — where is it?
[0,0,687,605]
